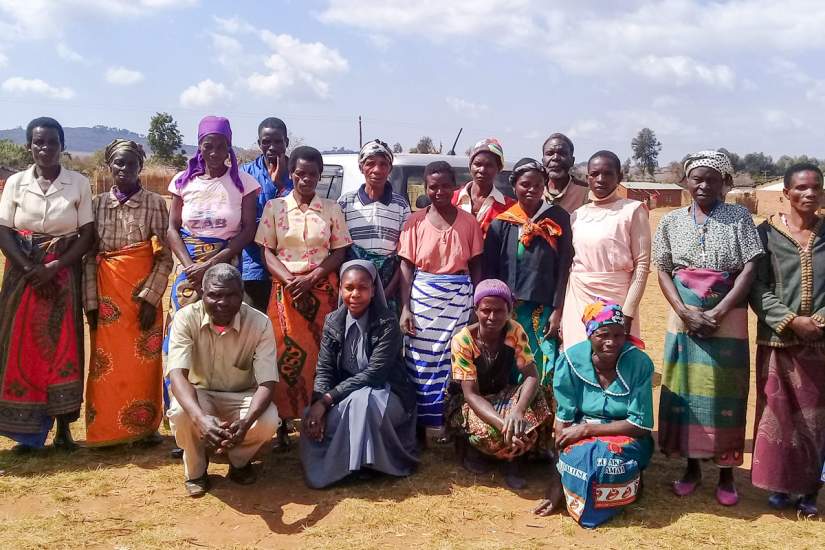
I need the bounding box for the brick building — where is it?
[618,181,684,208]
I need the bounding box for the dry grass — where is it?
[1,208,824,549]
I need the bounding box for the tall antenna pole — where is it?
[358,116,363,149]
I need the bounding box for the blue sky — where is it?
[1,0,824,163]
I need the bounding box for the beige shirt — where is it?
[166,301,278,392]
[455,181,508,223]
[544,175,589,214]
[0,166,94,235]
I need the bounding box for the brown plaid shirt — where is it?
[83,188,173,311]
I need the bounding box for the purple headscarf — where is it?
[175,116,244,193]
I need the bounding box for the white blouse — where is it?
[0,166,94,236]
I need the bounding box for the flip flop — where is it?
[797,497,819,518]
[716,486,739,506]
[672,479,700,497]
[768,492,793,510]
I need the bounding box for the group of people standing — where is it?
[0,115,823,528]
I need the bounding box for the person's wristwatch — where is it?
[321,393,334,409]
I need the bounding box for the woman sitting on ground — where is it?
[301,260,418,489]
[534,300,654,528]
[448,279,550,489]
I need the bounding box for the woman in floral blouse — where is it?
[256,146,352,447]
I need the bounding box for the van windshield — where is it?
[392,167,513,210]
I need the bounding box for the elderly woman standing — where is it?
[301,260,418,488]
[166,116,260,312]
[484,158,573,389]
[561,151,651,348]
[448,279,550,489]
[654,150,763,506]
[750,163,825,516]
[534,300,654,528]
[83,139,173,447]
[338,140,410,313]
[256,146,352,447]
[454,138,515,237]
[0,117,95,451]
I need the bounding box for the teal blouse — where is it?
[553,341,654,430]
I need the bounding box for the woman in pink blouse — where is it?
[560,150,651,348]
[256,146,352,448]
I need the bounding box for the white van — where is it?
[319,153,514,210]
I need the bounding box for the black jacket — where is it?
[482,205,573,307]
[313,302,416,412]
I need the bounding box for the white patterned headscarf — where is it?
[683,150,734,179]
[358,139,394,166]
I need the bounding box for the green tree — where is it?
[742,152,776,179]
[631,128,662,178]
[147,112,186,168]
[409,136,437,154]
[0,139,30,170]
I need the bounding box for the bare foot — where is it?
[533,481,564,516]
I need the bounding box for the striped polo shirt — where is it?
[338,183,411,256]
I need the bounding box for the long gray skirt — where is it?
[300,385,419,489]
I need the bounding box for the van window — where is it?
[406,170,514,210]
[318,165,343,199]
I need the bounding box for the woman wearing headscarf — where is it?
[166,116,260,313]
[654,150,763,506]
[483,158,573,394]
[533,300,654,528]
[750,163,825,517]
[561,150,651,348]
[256,146,352,448]
[83,139,173,447]
[0,117,95,451]
[337,139,411,314]
[453,138,515,237]
[164,116,260,455]
[448,279,551,489]
[399,161,483,437]
[300,260,418,489]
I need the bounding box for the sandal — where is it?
[716,485,739,506]
[672,479,700,497]
[797,496,819,517]
[768,492,793,510]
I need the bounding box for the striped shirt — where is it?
[83,188,173,311]
[338,183,411,256]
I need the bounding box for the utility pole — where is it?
[358,116,363,149]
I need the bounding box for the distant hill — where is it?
[0,125,197,155]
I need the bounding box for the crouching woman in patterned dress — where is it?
[447,279,551,490]
[534,300,654,528]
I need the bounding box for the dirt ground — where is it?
[1,208,824,549]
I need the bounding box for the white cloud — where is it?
[565,119,604,140]
[445,96,488,119]
[212,14,255,34]
[246,32,348,100]
[633,55,735,89]
[1,76,75,99]
[318,0,825,88]
[56,42,86,64]
[0,51,7,68]
[179,79,232,108]
[210,32,243,68]
[762,109,803,131]
[320,0,537,46]
[105,66,144,85]
[0,0,198,40]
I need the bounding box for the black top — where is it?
[313,301,416,412]
[482,204,573,307]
